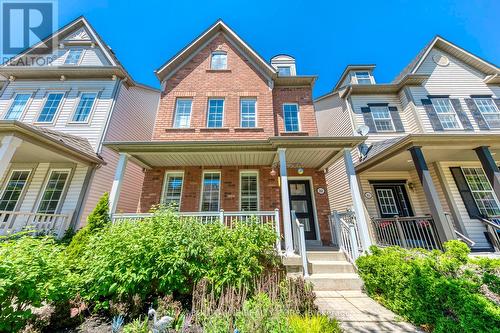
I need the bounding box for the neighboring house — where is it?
[0,17,159,236]
[105,20,368,254]
[316,36,500,251]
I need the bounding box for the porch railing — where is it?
[330,210,361,264]
[291,210,308,277]
[476,216,500,252]
[0,210,71,238]
[371,215,442,250]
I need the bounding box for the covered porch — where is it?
[356,134,500,252]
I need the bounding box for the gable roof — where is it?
[332,64,376,92]
[392,35,500,83]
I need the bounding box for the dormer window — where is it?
[210,51,227,70]
[277,66,291,76]
[64,48,84,65]
[355,72,372,84]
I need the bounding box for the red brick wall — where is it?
[273,86,318,136]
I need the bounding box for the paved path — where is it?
[315,290,423,333]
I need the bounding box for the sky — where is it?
[56,0,499,98]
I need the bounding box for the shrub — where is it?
[122,317,149,333]
[356,241,500,333]
[287,314,341,333]
[235,293,289,333]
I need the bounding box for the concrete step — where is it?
[306,251,346,261]
[309,260,355,274]
[306,273,363,291]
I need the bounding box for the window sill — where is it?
[200,127,230,132]
[206,69,231,73]
[165,128,196,132]
[66,121,91,125]
[234,127,264,132]
[279,131,309,136]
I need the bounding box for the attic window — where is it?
[211,51,227,70]
[277,66,291,76]
[355,72,372,84]
[64,48,83,65]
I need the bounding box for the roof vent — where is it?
[432,54,449,67]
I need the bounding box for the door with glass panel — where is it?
[373,183,413,218]
[288,180,317,240]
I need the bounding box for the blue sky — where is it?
[58,0,499,97]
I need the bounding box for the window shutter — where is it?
[421,99,444,131]
[465,98,489,130]
[361,107,377,133]
[450,99,473,130]
[388,106,405,132]
[450,167,481,218]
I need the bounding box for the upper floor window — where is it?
[474,98,500,128]
[72,92,97,123]
[371,106,394,131]
[173,99,192,128]
[210,51,227,70]
[277,66,291,76]
[64,48,84,65]
[207,98,224,128]
[162,172,184,210]
[431,98,461,129]
[355,72,372,85]
[37,93,64,123]
[283,103,300,132]
[4,93,31,120]
[240,98,256,128]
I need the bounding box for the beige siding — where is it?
[314,94,353,136]
[326,157,352,212]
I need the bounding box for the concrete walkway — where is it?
[315,290,423,333]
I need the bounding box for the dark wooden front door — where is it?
[373,183,413,218]
[289,180,317,240]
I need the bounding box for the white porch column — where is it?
[343,148,372,250]
[109,153,129,216]
[278,148,293,254]
[0,135,22,178]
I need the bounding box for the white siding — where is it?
[314,94,353,136]
[23,47,111,67]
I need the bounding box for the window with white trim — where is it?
[37,170,69,214]
[37,93,64,123]
[173,99,192,128]
[4,94,31,120]
[201,172,220,212]
[277,66,291,76]
[375,189,399,215]
[64,48,83,65]
[371,106,394,131]
[72,92,97,122]
[207,99,224,128]
[462,167,500,216]
[431,98,461,129]
[210,51,227,70]
[0,170,31,211]
[162,172,184,210]
[474,98,500,128]
[240,98,256,128]
[355,72,372,84]
[240,172,258,211]
[283,103,300,132]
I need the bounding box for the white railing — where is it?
[291,210,308,277]
[476,216,500,252]
[330,210,360,264]
[0,210,71,238]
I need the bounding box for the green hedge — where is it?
[356,241,500,333]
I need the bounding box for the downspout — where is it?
[69,164,98,230]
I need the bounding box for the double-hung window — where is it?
[474,98,500,128]
[162,172,184,210]
[37,170,69,214]
[355,72,372,84]
[240,98,256,127]
[240,172,258,211]
[432,98,461,129]
[4,94,31,120]
[64,48,83,65]
[371,106,394,131]
[462,167,500,216]
[283,103,300,132]
[201,172,221,212]
[207,99,224,128]
[210,51,227,70]
[37,93,64,123]
[72,92,97,122]
[173,99,192,128]
[0,170,31,211]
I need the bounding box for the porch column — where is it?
[278,148,293,254]
[409,146,456,241]
[109,153,129,216]
[343,148,372,250]
[474,146,500,200]
[0,135,22,178]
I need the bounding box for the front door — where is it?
[373,183,413,218]
[289,180,317,240]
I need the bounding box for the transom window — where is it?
[0,170,31,211]
[162,172,184,210]
[210,51,227,70]
[207,98,224,128]
[37,170,69,214]
[355,72,372,85]
[462,167,500,217]
[240,172,258,211]
[4,94,31,120]
[375,189,399,215]
[474,98,500,128]
[371,106,394,131]
[283,103,300,132]
[432,98,461,129]
[173,99,192,128]
[64,48,83,65]
[72,92,97,122]
[37,93,64,123]
[201,172,221,212]
[277,66,291,76]
[240,98,256,128]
